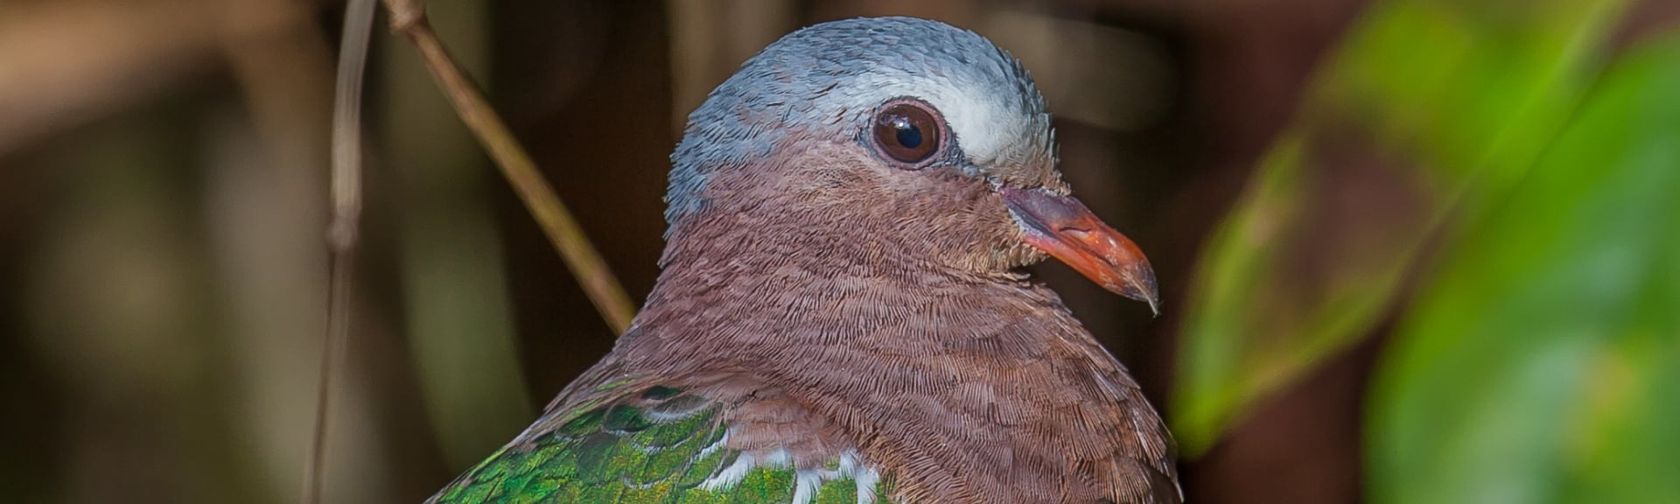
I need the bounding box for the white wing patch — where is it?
[792,469,825,504]
[697,434,884,504]
[841,450,882,504]
[698,451,757,491]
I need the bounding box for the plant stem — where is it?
[381,0,637,334]
[306,0,374,501]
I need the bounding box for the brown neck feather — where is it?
[597,140,1175,502]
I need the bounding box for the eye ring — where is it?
[869,98,947,168]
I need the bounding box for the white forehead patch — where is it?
[854,74,1032,167]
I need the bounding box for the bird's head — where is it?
[664,17,1157,313]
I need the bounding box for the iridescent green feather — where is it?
[431,386,884,503]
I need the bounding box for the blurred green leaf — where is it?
[1369,34,1680,504]
[1172,0,1628,453]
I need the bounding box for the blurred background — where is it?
[2,0,1677,502]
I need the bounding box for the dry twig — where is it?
[380,0,637,333]
[305,0,375,502]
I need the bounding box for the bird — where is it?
[431,16,1178,504]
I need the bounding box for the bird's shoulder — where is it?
[429,368,888,504]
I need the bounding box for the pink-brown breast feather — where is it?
[599,138,1178,503]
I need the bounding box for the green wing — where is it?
[431,385,881,504]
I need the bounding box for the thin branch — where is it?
[304,0,375,501]
[378,0,637,334]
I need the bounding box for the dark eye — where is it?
[871,101,943,166]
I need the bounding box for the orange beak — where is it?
[1002,187,1159,315]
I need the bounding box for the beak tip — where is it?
[1124,266,1161,318]
[1002,187,1161,316]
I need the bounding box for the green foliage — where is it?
[1369,35,1680,503]
[1173,0,1631,453]
[433,387,878,503]
[1174,0,1680,499]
